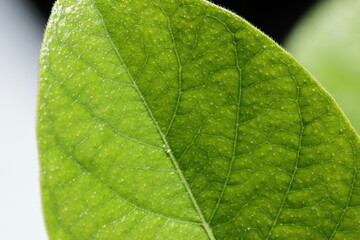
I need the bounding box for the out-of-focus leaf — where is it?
[286,0,360,133]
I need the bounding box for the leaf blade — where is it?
[38,0,360,239]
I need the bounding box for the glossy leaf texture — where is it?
[285,0,360,134]
[37,0,360,239]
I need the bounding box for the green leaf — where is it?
[285,0,360,134]
[37,0,360,239]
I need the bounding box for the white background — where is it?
[0,0,48,239]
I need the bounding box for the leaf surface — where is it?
[38,0,360,239]
[285,0,360,133]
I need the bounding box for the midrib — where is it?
[90,1,216,239]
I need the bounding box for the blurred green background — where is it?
[286,0,360,134]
